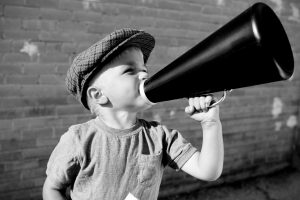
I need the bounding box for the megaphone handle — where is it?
[208,90,231,108]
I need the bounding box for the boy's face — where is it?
[91,47,152,112]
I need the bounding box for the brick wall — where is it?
[0,0,299,199]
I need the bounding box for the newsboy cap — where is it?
[66,28,155,110]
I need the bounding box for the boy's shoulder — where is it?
[63,118,97,141]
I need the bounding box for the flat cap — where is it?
[66,28,155,110]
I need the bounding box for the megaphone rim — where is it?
[252,2,294,79]
[139,79,156,106]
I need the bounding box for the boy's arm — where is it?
[181,96,224,181]
[181,120,223,181]
[43,177,66,200]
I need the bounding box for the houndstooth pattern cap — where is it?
[65,28,155,110]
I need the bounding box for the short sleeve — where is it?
[46,128,81,189]
[162,126,197,171]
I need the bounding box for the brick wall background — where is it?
[0,0,299,199]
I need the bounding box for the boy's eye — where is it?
[124,68,135,74]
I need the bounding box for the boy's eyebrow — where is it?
[125,61,147,71]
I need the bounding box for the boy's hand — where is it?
[185,95,220,123]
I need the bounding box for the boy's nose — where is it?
[138,72,148,80]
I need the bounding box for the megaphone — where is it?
[140,2,294,106]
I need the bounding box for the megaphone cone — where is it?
[140,2,294,105]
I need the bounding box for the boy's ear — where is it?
[87,87,108,105]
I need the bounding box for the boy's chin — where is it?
[140,104,152,111]
[133,102,153,113]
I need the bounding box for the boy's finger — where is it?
[189,97,193,107]
[199,96,206,110]
[185,105,195,114]
[189,98,197,111]
[205,96,213,107]
[193,97,201,110]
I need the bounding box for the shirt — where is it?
[46,117,197,200]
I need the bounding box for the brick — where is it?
[0,151,22,161]
[24,106,56,118]
[22,127,53,140]
[0,85,22,97]
[40,20,56,31]
[36,137,60,147]
[40,8,72,20]
[96,3,119,15]
[0,64,23,74]
[4,159,39,172]
[0,138,36,151]
[39,31,72,42]
[22,19,41,30]
[3,30,40,40]
[118,4,144,16]
[34,177,46,187]
[0,74,5,84]
[0,129,21,140]
[0,0,25,6]
[142,7,158,17]
[180,2,205,13]
[10,40,24,53]
[56,104,89,116]
[56,20,87,32]
[22,147,53,160]
[201,5,222,15]
[129,16,155,28]
[87,23,116,34]
[155,19,180,29]
[0,107,24,119]
[12,116,62,130]
[73,10,103,23]
[0,5,3,16]
[39,96,69,106]
[156,8,183,21]
[26,0,59,8]
[0,170,21,184]
[0,179,36,193]
[0,96,68,109]
[45,42,62,53]
[4,5,41,19]
[155,0,183,11]
[6,75,39,85]
[23,63,56,74]
[0,18,22,31]
[38,74,64,85]
[0,97,29,108]
[3,52,31,63]
[0,119,13,131]
[61,43,77,54]
[59,0,84,11]
[98,15,131,27]
[0,40,12,53]
[21,167,45,180]
[19,85,67,98]
[39,52,69,63]
[55,63,70,74]
[70,32,99,43]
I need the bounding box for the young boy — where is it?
[43,28,223,200]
